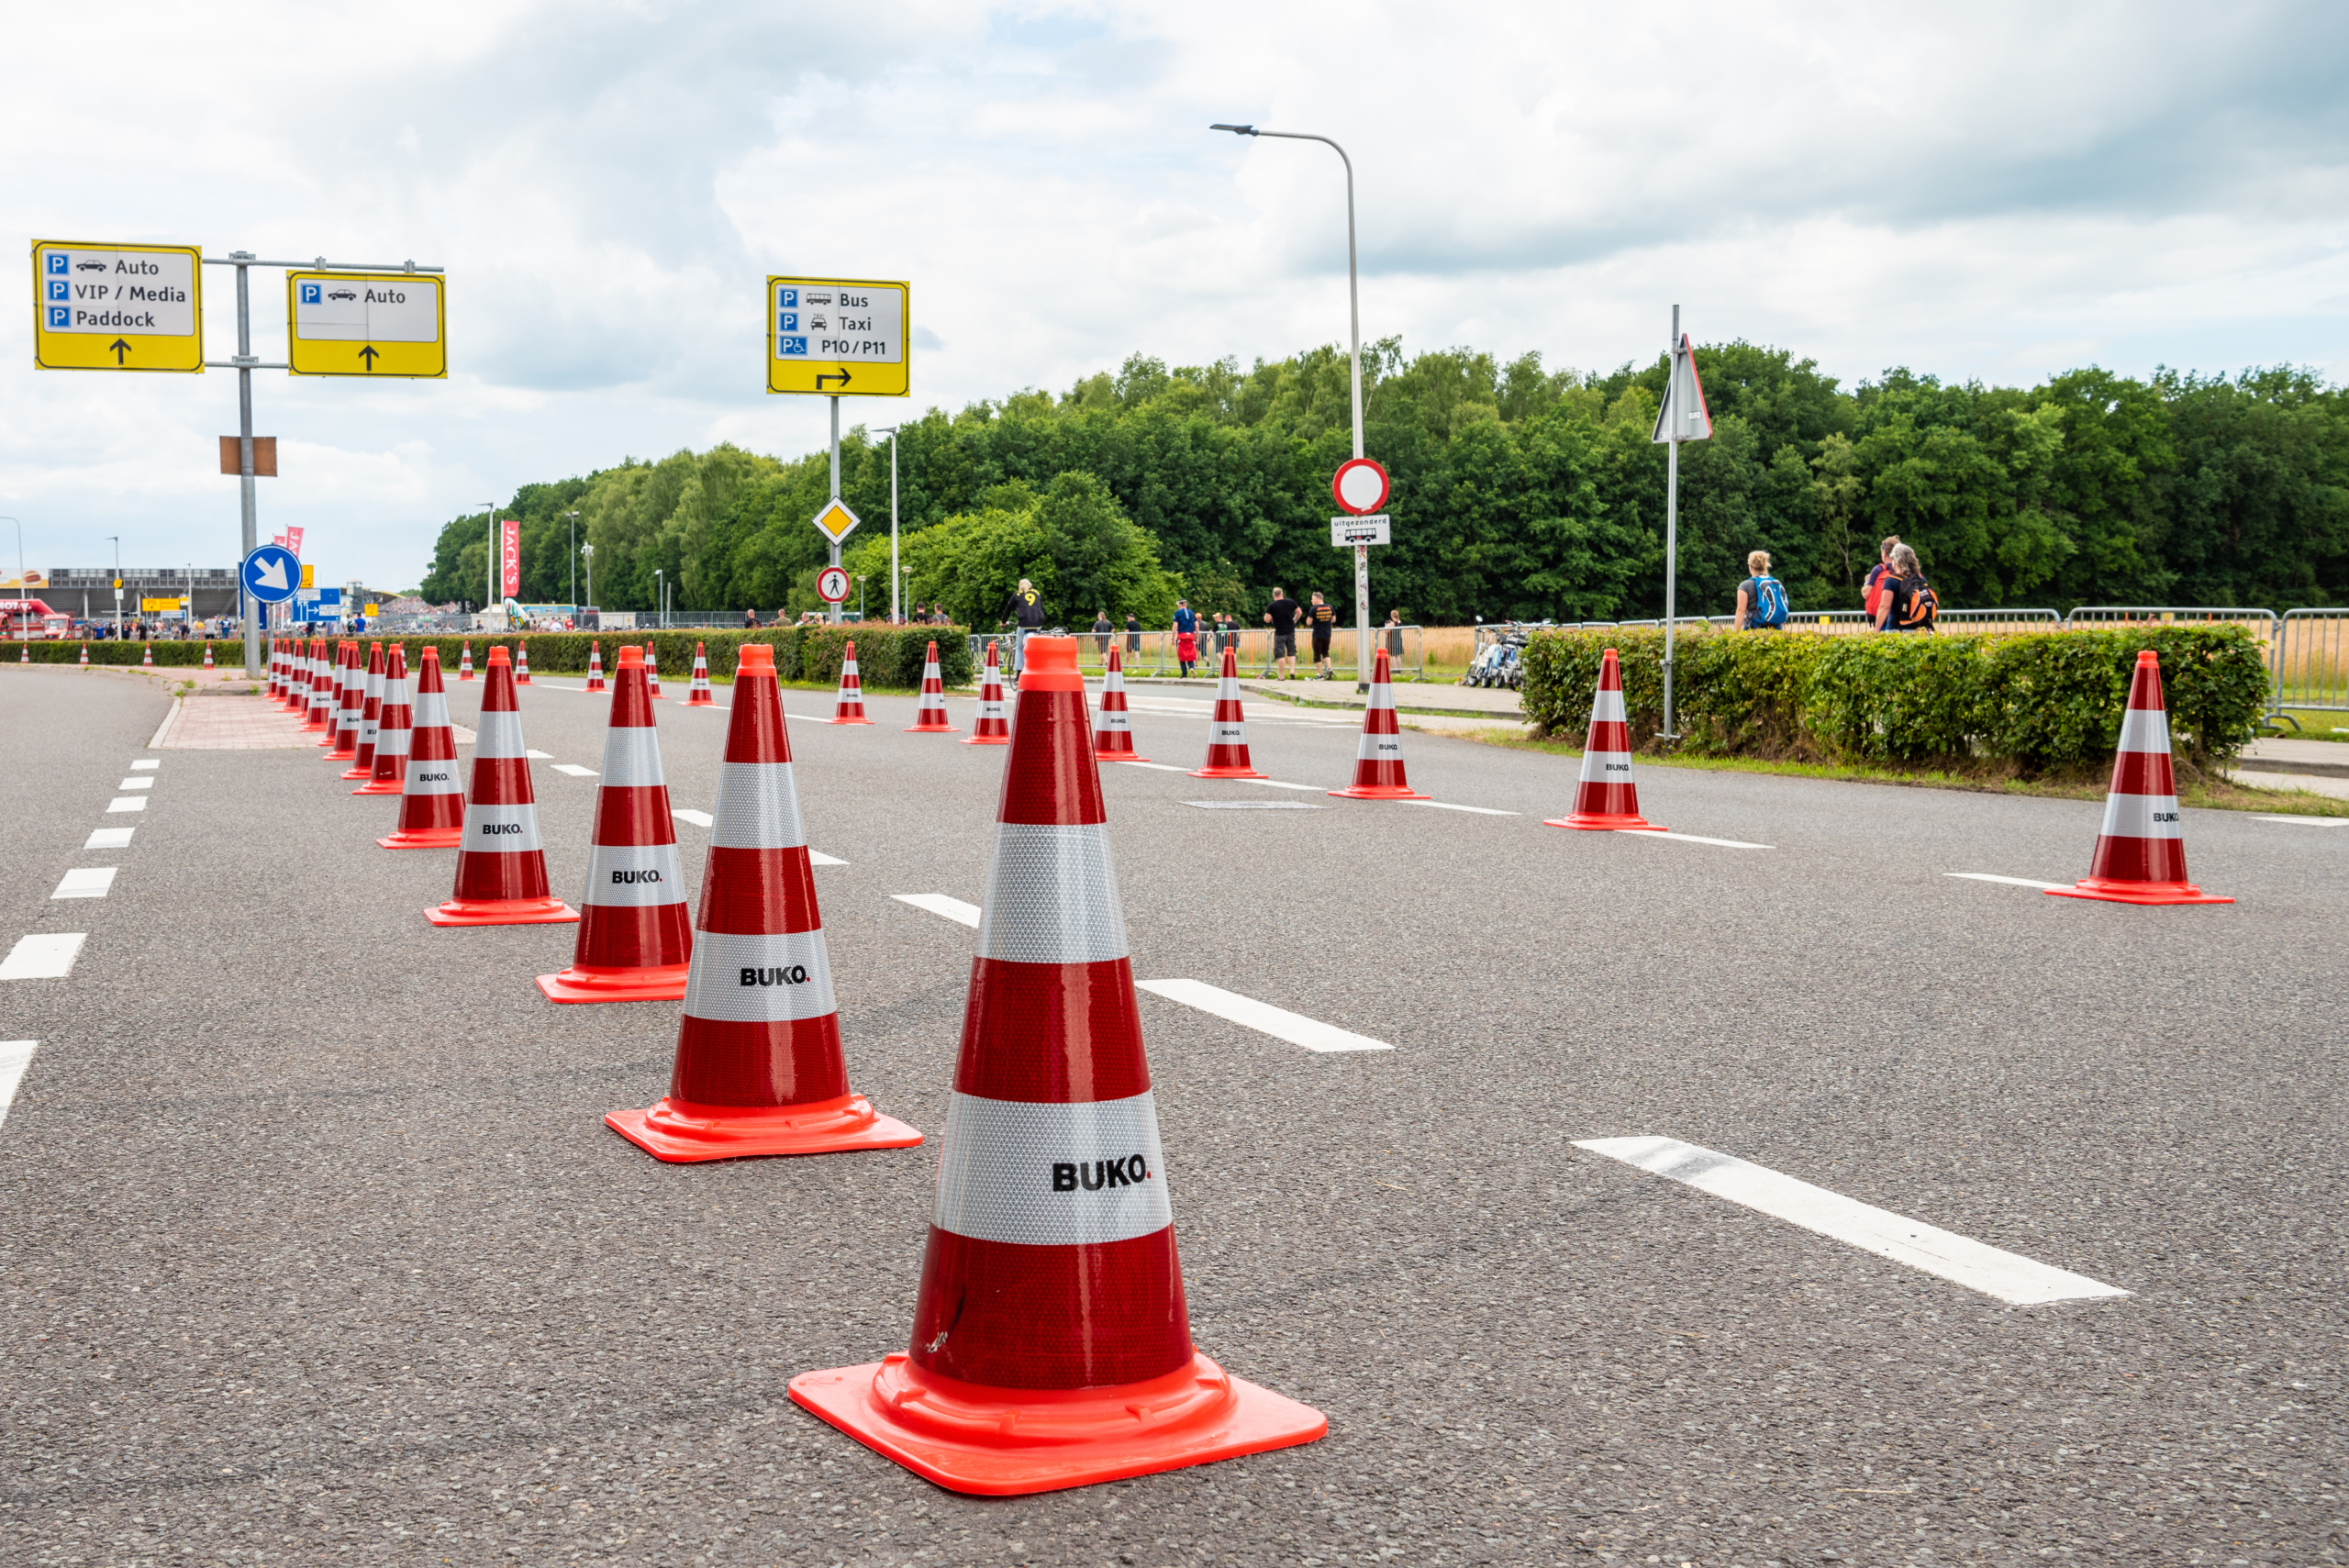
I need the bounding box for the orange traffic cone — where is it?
[515,640,532,684]
[343,642,384,780]
[202,643,213,669]
[356,645,409,795]
[605,642,919,1159]
[302,639,333,732]
[1330,648,1429,799]
[79,644,89,667]
[826,639,873,724]
[905,640,958,731]
[686,642,714,706]
[141,641,152,667]
[314,641,346,747]
[458,641,474,680]
[18,644,28,664]
[379,648,466,847]
[426,649,577,925]
[1092,642,1148,762]
[538,647,694,1002]
[1543,648,1664,830]
[2047,651,2232,906]
[645,642,662,699]
[963,639,1011,745]
[791,634,1327,1495]
[326,643,363,763]
[1189,644,1264,778]
[584,640,606,693]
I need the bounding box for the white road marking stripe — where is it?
[672,808,715,828]
[1115,762,1192,773]
[0,934,86,980]
[2254,815,2349,828]
[1616,829,1771,850]
[117,777,154,791]
[1240,779,1323,792]
[0,1041,36,1132]
[106,797,148,814]
[525,749,555,760]
[1574,1136,2129,1306]
[51,869,117,900]
[894,893,981,928]
[145,701,180,750]
[1135,978,1393,1054]
[83,828,134,851]
[551,763,599,777]
[1182,800,1325,810]
[1946,873,2069,890]
[810,851,848,866]
[1399,799,1519,816]
[128,760,159,771]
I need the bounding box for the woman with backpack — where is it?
[1734,550,1789,630]
[1873,543,1938,633]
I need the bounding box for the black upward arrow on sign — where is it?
[107,339,131,364]
[816,368,852,391]
[358,345,382,371]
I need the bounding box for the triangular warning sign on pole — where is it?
[1650,333,1712,445]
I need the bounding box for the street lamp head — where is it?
[1209,123,1258,136]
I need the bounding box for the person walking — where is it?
[1873,544,1938,633]
[1001,578,1044,672]
[1264,586,1301,679]
[1733,550,1789,630]
[1124,610,1141,660]
[1863,536,1901,623]
[1307,592,1338,679]
[1092,609,1113,662]
[1384,608,1406,665]
[1170,597,1197,674]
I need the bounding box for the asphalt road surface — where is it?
[1,662,2341,1568]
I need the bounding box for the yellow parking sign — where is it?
[287,271,446,378]
[32,239,204,373]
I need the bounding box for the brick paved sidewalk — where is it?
[156,694,314,750]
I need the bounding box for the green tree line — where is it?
[416,342,2349,625]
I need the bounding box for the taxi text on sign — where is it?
[32,240,204,373]
[287,271,446,378]
[766,276,908,397]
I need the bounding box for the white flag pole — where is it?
[1663,305,1680,741]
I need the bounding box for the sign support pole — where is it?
[235,256,262,679]
[1662,304,1680,742]
[828,394,842,626]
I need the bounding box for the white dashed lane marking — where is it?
[0,934,87,980]
[117,777,154,791]
[893,893,980,928]
[51,869,117,900]
[106,797,148,814]
[1400,799,1519,816]
[1616,829,1771,850]
[809,851,848,866]
[1947,873,2069,890]
[0,1041,37,1132]
[525,749,555,760]
[2254,815,2348,828]
[1575,1136,2129,1307]
[1136,979,1393,1054]
[84,828,134,851]
[128,760,159,772]
[672,809,713,828]
[551,764,598,777]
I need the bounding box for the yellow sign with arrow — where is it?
[767,276,907,397]
[32,239,204,373]
[287,271,445,377]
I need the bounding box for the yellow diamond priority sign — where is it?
[812,499,862,545]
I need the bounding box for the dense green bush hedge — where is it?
[1520,625,2269,772]
[10,639,238,667]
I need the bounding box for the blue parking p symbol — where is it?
[48,306,69,328]
[47,252,68,275]
[300,283,321,305]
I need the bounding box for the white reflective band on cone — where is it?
[975,823,1130,964]
[582,841,685,906]
[709,762,807,850]
[375,727,412,759]
[932,1090,1173,1247]
[1209,723,1245,745]
[682,929,838,1021]
[1578,749,1634,784]
[474,710,527,760]
[1357,733,1403,761]
[1590,687,1626,723]
[413,692,451,729]
[977,698,1007,718]
[404,757,462,794]
[2097,792,2185,840]
[2116,707,2172,753]
[1097,709,1130,731]
[597,726,668,788]
[462,800,544,851]
[381,678,409,708]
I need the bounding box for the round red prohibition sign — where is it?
[1331,457,1390,516]
[817,565,852,604]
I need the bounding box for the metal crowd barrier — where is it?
[966,624,1428,682]
[2275,607,2349,715]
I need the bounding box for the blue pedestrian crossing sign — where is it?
[241,543,302,604]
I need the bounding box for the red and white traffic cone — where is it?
[1543,647,1664,831]
[963,640,1011,745]
[344,641,385,780]
[686,641,714,706]
[1189,643,1265,778]
[645,642,662,699]
[904,639,959,732]
[325,642,363,762]
[605,642,919,1159]
[539,645,693,1001]
[378,647,466,847]
[202,643,213,669]
[791,634,1326,1496]
[273,639,296,707]
[356,645,409,796]
[1092,643,1149,762]
[141,641,153,667]
[426,649,578,925]
[584,640,605,693]
[826,640,873,724]
[306,639,336,740]
[515,640,532,684]
[79,644,89,668]
[1330,647,1429,799]
[2047,650,2232,906]
[458,641,474,681]
[18,644,28,664]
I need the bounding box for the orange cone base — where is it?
[1095,751,1152,763]
[2044,877,2233,906]
[1188,765,1266,779]
[535,962,691,1004]
[376,827,465,850]
[789,1350,1327,1497]
[1543,812,1664,831]
[351,780,404,796]
[686,693,713,706]
[423,895,581,927]
[325,745,357,762]
[604,1093,921,1162]
[960,734,1010,747]
[338,764,371,780]
[905,722,961,733]
[826,716,874,726]
[1329,784,1431,800]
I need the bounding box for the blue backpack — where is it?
[1752,574,1789,628]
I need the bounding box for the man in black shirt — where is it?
[1307,592,1339,678]
[1000,578,1044,671]
[1263,587,1301,678]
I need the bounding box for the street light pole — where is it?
[581,543,594,625]
[564,511,581,612]
[655,568,664,630]
[875,426,901,624]
[482,501,498,622]
[108,536,120,637]
[3,517,21,645]
[1211,122,1373,689]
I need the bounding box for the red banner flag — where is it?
[501,520,520,598]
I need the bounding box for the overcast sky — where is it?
[5,0,2345,594]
